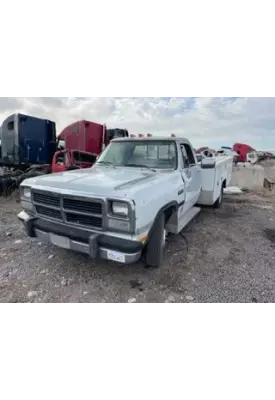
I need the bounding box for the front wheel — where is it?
[145,213,166,268]
[213,185,224,209]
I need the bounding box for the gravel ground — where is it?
[0,191,275,303]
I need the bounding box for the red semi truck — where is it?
[52,121,129,173]
[233,143,255,163]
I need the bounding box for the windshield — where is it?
[96,140,177,170]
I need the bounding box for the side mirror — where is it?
[196,155,202,163]
[201,158,216,169]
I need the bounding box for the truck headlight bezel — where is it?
[110,201,129,217]
[106,199,135,233]
[20,186,32,201]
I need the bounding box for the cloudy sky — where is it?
[0,97,274,150]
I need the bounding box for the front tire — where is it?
[145,213,166,268]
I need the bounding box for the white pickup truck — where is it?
[18,135,233,268]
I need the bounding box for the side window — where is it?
[57,140,65,150]
[183,144,196,166]
[180,144,189,168]
[7,121,14,131]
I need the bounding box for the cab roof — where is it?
[112,136,190,143]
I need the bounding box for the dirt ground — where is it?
[0,190,275,303]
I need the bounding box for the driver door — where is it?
[179,143,201,213]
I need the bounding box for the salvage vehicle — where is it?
[51,150,98,173]
[57,121,129,164]
[0,113,56,169]
[18,135,234,268]
[0,116,129,195]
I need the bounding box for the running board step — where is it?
[166,206,201,234]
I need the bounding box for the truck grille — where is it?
[36,206,63,220]
[66,213,102,228]
[33,192,60,207]
[32,190,103,229]
[63,198,102,215]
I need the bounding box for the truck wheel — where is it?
[213,185,224,208]
[145,213,166,268]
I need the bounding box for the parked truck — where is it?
[0,116,128,172]
[53,120,129,173]
[0,113,56,169]
[18,134,234,268]
[233,143,256,163]
[0,114,57,195]
[57,122,130,153]
[0,115,129,195]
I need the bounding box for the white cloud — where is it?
[0,97,274,150]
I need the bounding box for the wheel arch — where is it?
[147,201,179,241]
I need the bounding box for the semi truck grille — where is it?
[32,190,103,229]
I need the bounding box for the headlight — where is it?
[111,201,129,217]
[23,188,31,199]
[21,187,31,200]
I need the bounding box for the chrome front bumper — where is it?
[18,211,142,265]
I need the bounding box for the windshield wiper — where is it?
[125,164,157,172]
[127,164,150,169]
[97,161,114,166]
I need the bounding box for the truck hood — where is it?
[24,166,174,199]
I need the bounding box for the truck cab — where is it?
[233,143,256,163]
[54,121,129,173]
[57,121,129,155]
[0,113,56,168]
[18,135,234,268]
